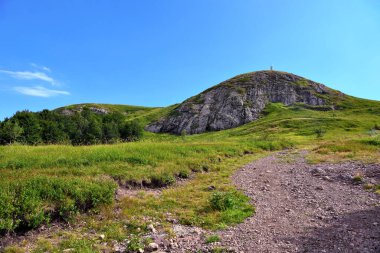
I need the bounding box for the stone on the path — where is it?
[311,167,326,175]
[146,242,159,251]
[147,224,157,233]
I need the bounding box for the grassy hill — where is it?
[1,74,380,252]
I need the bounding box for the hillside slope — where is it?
[146,70,345,135]
[55,103,176,126]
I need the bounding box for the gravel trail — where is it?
[172,151,380,253]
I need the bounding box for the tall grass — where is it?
[0,138,292,233]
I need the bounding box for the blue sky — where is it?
[0,0,379,120]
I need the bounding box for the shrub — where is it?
[362,139,380,147]
[314,128,326,138]
[353,174,363,183]
[178,169,190,179]
[209,192,237,211]
[0,177,117,233]
[127,235,144,251]
[120,121,143,141]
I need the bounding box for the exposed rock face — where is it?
[60,109,75,116]
[146,71,337,135]
[58,106,109,116]
[88,107,109,115]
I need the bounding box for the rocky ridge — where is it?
[146,70,341,135]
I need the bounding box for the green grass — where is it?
[206,235,221,244]
[0,176,116,232]
[0,139,290,234]
[2,94,380,251]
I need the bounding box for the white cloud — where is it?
[14,86,70,97]
[0,69,58,86]
[30,63,51,72]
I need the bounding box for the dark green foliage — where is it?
[361,139,380,147]
[120,121,143,141]
[0,108,143,145]
[314,127,326,138]
[0,121,23,144]
[12,111,42,144]
[40,120,68,144]
[102,122,120,143]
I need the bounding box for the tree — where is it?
[0,121,24,144]
[41,121,67,144]
[78,109,102,145]
[0,108,143,146]
[83,118,102,145]
[102,122,120,143]
[120,121,143,141]
[12,111,42,145]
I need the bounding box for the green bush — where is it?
[209,191,237,211]
[0,177,116,233]
[127,235,144,251]
[362,139,380,147]
[314,127,326,138]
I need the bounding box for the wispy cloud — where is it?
[0,69,58,86]
[14,86,70,97]
[30,63,51,72]
[2,65,70,97]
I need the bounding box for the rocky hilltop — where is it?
[146,70,342,135]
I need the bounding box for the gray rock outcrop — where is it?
[146,70,339,135]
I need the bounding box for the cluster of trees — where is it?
[0,107,143,145]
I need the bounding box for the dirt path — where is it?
[172,151,380,253]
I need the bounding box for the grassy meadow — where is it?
[1,97,380,252]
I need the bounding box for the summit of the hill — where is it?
[146,70,344,135]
